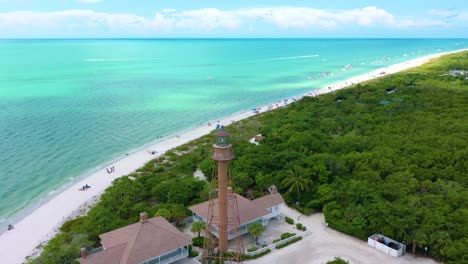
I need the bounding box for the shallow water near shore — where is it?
[0,38,466,229]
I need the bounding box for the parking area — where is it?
[246,206,438,264]
[180,206,439,264]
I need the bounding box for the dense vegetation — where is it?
[32,51,467,263]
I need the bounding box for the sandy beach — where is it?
[0,49,465,264]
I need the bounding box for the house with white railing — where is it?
[189,186,284,240]
[78,213,191,264]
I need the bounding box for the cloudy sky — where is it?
[0,0,467,38]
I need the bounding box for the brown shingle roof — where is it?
[252,193,284,210]
[189,192,284,226]
[79,217,190,264]
[79,243,126,264]
[254,135,265,141]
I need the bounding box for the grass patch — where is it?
[245,249,272,259]
[275,237,303,249]
[247,246,258,252]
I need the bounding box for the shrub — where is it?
[189,250,199,258]
[275,237,302,249]
[245,249,271,259]
[296,223,303,230]
[262,244,268,248]
[192,236,205,247]
[153,166,164,173]
[285,216,294,225]
[297,206,315,215]
[273,239,281,243]
[247,246,258,252]
[326,257,349,264]
[280,232,296,240]
[302,226,307,231]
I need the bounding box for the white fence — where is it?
[368,234,404,258]
[171,216,193,226]
[88,246,103,254]
[245,230,311,257]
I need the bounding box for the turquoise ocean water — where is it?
[0,39,466,230]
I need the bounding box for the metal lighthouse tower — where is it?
[202,127,244,263]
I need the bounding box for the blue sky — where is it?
[0,0,467,38]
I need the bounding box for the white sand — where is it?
[0,49,465,264]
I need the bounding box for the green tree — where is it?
[234,172,254,192]
[255,172,273,192]
[248,222,266,245]
[154,208,172,220]
[191,221,206,238]
[412,229,428,254]
[282,166,313,203]
[199,157,214,181]
[168,204,187,224]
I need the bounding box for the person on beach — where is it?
[85,184,90,189]
[82,186,86,191]
[106,167,112,174]
[8,224,14,230]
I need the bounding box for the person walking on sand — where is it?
[8,224,14,230]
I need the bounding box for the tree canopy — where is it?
[33,51,467,264]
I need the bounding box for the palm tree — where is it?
[248,222,266,245]
[282,166,313,203]
[191,221,206,238]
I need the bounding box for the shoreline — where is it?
[0,48,465,264]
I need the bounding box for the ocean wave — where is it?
[84,58,175,62]
[84,58,144,62]
[242,54,320,63]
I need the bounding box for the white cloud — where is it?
[0,10,153,35]
[236,6,447,29]
[162,9,177,14]
[0,6,454,37]
[237,7,398,29]
[429,9,468,21]
[177,8,240,30]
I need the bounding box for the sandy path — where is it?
[0,49,465,264]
